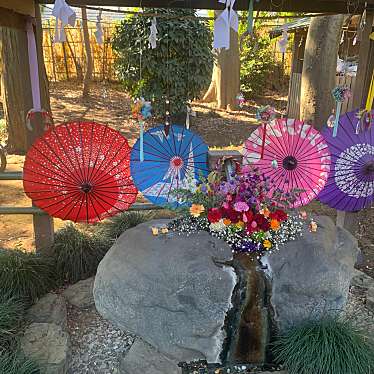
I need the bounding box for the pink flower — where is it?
[234,201,249,212]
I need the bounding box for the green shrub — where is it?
[52,224,109,283]
[0,249,56,303]
[272,316,374,374]
[240,30,275,98]
[0,296,25,349]
[112,9,213,115]
[0,350,39,374]
[102,211,153,240]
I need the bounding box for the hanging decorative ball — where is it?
[256,105,276,123]
[331,85,352,103]
[236,92,245,108]
[271,159,278,169]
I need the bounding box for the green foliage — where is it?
[272,316,374,374]
[52,224,110,284]
[0,249,56,303]
[0,296,25,349]
[240,30,275,97]
[101,211,152,240]
[112,9,213,115]
[0,350,39,374]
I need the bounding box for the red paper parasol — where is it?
[23,121,138,223]
[242,118,331,207]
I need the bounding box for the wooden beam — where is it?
[0,7,26,29]
[38,0,373,14]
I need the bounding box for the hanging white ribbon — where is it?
[185,105,196,129]
[94,9,104,45]
[52,0,76,43]
[148,17,158,49]
[213,0,238,50]
[277,28,288,53]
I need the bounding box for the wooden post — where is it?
[28,4,54,254]
[337,13,374,234]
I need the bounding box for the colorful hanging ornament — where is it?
[236,93,245,108]
[94,9,104,45]
[131,97,152,162]
[52,0,76,43]
[331,85,352,137]
[213,0,238,50]
[256,105,276,159]
[148,17,158,49]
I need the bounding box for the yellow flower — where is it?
[263,240,272,249]
[270,219,280,231]
[190,204,205,217]
[223,218,231,226]
[235,221,245,229]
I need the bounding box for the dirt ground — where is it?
[0,81,373,277]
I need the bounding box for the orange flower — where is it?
[235,221,245,229]
[190,204,205,217]
[270,219,280,230]
[223,218,232,226]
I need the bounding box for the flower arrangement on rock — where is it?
[168,164,304,256]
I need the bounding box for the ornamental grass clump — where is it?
[0,249,56,304]
[0,296,25,349]
[53,223,111,283]
[101,211,152,240]
[0,350,39,374]
[272,316,374,374]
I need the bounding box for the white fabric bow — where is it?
[52,0,76,43]
[213,0,238,50]
[148,17,158,49]
[94,10,104,45]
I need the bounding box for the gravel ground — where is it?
[67,305,135,374]
[66,284,373,374]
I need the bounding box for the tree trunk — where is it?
[300,15,345,130]
[0,26,32,154]
[82,7,93,98]
[202,12,240,110]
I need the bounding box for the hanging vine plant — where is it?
[112,9,213,117]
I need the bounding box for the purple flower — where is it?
[234,201,249,212]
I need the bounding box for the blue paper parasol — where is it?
[130,125,209,207]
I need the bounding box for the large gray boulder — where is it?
[94,220,236,365]
[263,216,359,331]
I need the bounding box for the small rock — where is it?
[21,323,70,374]
[63,277,94,308]
[27,293,67,330]
[119,338,179,374]
[367,287,374,312]
[351,270,374,290]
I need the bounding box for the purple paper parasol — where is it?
[318,109,374,211]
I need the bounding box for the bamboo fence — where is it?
[42,20,118,82]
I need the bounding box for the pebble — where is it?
[67,305,135,374]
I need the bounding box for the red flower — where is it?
[208,208,222,223]
[254,213,270,231]
[269,209,288,222]
[242,210,254,223]
[221,206,241,223]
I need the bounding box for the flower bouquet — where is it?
[168,164,304,257]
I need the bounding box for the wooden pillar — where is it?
[26,4,54,254]
[336,13,374,234]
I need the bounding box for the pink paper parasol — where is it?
[242,118,331,207]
